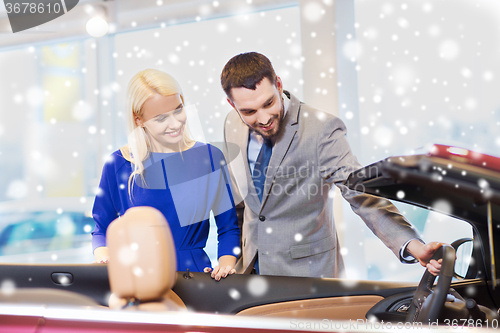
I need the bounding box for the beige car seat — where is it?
[106,206,186,311]
[0,288,100,306]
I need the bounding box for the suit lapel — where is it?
[261,92,300,206]
[232,116,262,211]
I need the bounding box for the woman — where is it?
[91,69,240,280]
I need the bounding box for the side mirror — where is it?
[451,238,473,280]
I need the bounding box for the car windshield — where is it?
[330,197,474,282]
[375,201,473,281]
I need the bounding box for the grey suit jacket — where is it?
[223,91,420,278]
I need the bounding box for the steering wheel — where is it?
[405,244,456,323]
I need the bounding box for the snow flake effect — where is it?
[247,276,268,297]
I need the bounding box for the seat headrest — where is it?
[107,206,177,301]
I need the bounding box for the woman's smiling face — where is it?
[136,93,187,152]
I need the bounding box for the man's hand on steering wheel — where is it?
[405,244,456,323]
[407,240,445,276]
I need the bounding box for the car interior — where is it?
[0,148,499,325]
[0,217,498,324]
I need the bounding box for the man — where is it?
[221,52,441,278]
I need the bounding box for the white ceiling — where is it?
[0,0,296,48]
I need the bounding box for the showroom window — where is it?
[0,5,303,265]
[338,0,497,281]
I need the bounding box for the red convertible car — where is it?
[0,144,498,332]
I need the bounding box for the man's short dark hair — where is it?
[221,52,277,100]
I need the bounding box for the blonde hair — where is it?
[120,69,195,200]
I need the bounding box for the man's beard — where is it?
[255,102,285,140]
